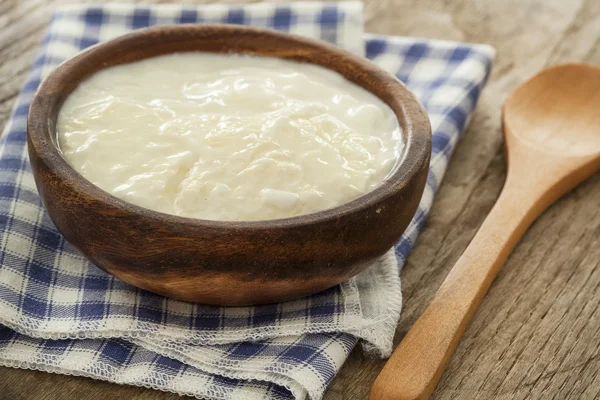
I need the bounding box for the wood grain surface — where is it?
[1,0,600,399]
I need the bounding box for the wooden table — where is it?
[1,0,599,399]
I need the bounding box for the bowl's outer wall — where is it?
[27,25,432,305]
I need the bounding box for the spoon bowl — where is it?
[505,64,600,157]
[371,63,600,400]
[502,63,600,212]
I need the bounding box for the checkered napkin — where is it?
[0,2,494,399]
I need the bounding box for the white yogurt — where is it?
[57,53,403,221]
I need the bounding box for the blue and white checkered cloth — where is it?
[0,3,494,399]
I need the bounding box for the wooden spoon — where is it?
[370,63,600,400]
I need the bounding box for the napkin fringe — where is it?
[133,338,309,400]
[357,253,403,357]
[0,352,205,399]
[0,297,395,346]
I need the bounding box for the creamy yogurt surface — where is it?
[57,53,403,221]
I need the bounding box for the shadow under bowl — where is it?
[27,24,432,306]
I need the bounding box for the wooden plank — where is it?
[0,0,599,399]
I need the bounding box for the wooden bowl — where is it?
[27,25,431,306]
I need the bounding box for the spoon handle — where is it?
[370,182,545,400]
